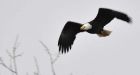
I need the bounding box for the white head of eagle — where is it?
[80,23,92,30]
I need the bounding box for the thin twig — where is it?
[15,53,24,58]
[0,35,22,75]
[39,41,59,75]
[13,49,18,75]
[34,57,40,75]
[6,50,13,59]
[39,41,53,61]
[13,35,19,49]
[53,53,60,64]
[0,58,16,73]
[12,35,20,75]
[9,57,14,75]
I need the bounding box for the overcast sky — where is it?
[0,0,140,75]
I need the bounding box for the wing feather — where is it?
[58,21,83,53]
[89,8,132,28]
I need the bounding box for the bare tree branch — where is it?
[6,50,13,59]
[40,41,53,60]
[12,48,18,75]
[0,58,16,73]
[0,35,22,75]
[39,41,61,75]
[13,35,19,50]
[34,57,40,75]
[12,35,20,75]
[15,53,24,58]
[53,53,60,64]
[9,57,14,75]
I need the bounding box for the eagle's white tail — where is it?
[97,29,112,37]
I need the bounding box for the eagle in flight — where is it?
[58,8,132,53]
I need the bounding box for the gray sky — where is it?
[0,0,140,75]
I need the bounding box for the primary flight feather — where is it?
[58,8,132,53]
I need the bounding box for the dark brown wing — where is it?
[89,8,132,28]
[58,21,83,53]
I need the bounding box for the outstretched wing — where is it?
[89,8,132,28]
[58,21,83,53]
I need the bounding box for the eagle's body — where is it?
[58,8,132,53]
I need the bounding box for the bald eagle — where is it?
[58,8,132,53]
